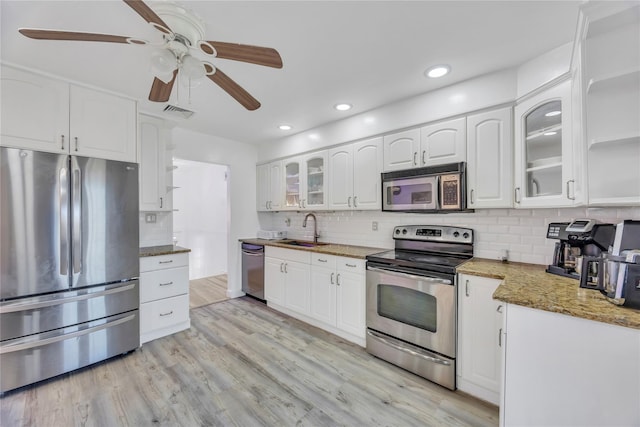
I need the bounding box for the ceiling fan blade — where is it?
[202,41,283,69]
[123,0,172,33]
[206,67,261,111]
[19,29,131,43]
[148,69,178,102]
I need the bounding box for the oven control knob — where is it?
[402,229,407,235]
[453,231,460,238]
[395,229,401,235]
[463,232,470,239]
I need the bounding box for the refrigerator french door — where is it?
[0,147,140,393]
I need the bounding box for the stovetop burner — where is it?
[366,225,474,275]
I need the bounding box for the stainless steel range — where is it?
[365,225,473,390]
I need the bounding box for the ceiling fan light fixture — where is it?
[181,54,206,80]
[151,48,177,73]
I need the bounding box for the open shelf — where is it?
[526,124,562,141]
[589,133,640,149]
[526,162,562,173]
[587,68,640,94]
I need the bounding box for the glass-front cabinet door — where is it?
[514,79,578,207]
[304,151,327,209]
[284,158,301,209]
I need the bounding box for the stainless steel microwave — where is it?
[381,162,469,212]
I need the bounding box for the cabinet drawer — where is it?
[140,253,188,272]
[140,267,189,303]
[266,246,311,264]
[337,256,364,272]
[140,294,189,335]
[312,253,336,269]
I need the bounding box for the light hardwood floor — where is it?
[1,297,498,426]
[189,274,229,309]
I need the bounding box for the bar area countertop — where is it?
[240,238,386,260]
[458,258,640,330]
[139,245,191,257]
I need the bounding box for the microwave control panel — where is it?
[440,174,461,209]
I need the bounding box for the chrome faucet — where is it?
[302,213,320,243]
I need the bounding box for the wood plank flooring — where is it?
[189,274,229,309]
[0,297,498,426]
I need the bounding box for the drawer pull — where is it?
[345,263,356,268]
[317,258,328,263]
[159,281,173,286]
[159,260,173,264]
[159,311,174,317]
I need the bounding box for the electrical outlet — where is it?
[145,213,157,223]
[372,221,378,231]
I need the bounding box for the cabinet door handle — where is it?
[413,152,417,166]
[514,187,521,204]
[347,196,352,208]
[353,196,358,208]
[280,262,284,273]
[470,189,475,204]
[284,263,288,274]
[160,197,163,208]
[497,304,503,313]
[330,272,335,284]
[159,281,173,287]
[336,273,341,286]
[74,136,79,152]
[60,135,65,150]
[465,279,470,297]
[498,328,502,347]
[566,180,575,200]
[422,150,426,165]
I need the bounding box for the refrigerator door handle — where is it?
[72,167,82,274]
[0,313,135,354]
[59,167,69,276]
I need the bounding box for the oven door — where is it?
[366,264,455,358]
[382,176,437,211]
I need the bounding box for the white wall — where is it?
[171,127,259,298]
[259,207,640,265]
[173,159,228,279]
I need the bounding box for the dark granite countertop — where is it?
[139,245,191,257]
[458,258,640,330]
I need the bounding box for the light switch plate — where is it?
[145,213,157,223]
[372,221,378,231]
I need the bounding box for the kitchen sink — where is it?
[279,240,329,248]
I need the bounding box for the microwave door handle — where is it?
[436,174,442,209]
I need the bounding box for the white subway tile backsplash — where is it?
[261,206,639,265]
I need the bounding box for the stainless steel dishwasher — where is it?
[241,243,265,301]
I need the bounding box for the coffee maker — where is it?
[545,219,615,280]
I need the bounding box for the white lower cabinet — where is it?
[457,273,503,405]
[139,252,190,345]
[265,247,366,346]
[265,247,311,317]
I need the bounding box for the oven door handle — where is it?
[367,330,451,366]
[367,266,452,285]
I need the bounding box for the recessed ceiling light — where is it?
[278,124,292,131]
[425,65,450,78]
[334,103,352,111]
[545,110,562,117]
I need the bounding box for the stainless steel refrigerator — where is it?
[0,147,140,393]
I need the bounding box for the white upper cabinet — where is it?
[283,157,303,210]
[467,107,513,208]
[303,151,328,210]
[514,79,579,208]
[420,117,466,166]
[383,129,420,171]
[1,66,69,153]
[1,65,137,162]
[257,160,283,211]
[580,3,640,206]
[383,118,466,172]
[329,137,382,210]
[139,115,170,211]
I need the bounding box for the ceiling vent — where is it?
[162,104,195,119]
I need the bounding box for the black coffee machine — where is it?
[545,219,615,279]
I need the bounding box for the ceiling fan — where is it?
[18,0,283,111]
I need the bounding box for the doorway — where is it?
[172,158,229,307]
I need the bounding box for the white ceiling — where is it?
[1,1,583,145]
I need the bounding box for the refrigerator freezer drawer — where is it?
[0,310,139,393]
[140,294,190,344]
[0,281,139,342]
